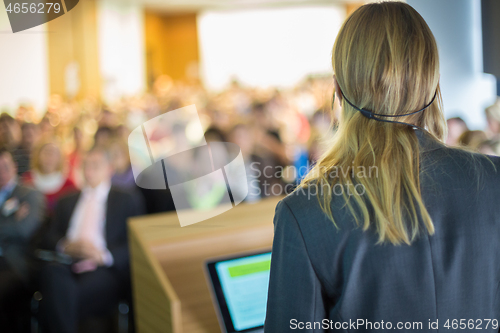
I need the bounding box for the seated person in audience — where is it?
[458,130,488,150]
[93,126,114,149]
[22,141,77,216]
[109,139,135,190]
[228,123,262,202]
[12,122,40,176]
[39,147,144,333]
[109,139,146,210]
[249,103,290,196]
[446,116,468,146]
[68,127,85,189]
[0,148,45,331]
[0,113,21,151]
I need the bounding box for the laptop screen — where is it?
[206,251,272,332]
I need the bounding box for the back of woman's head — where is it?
[334,1,445,135]
[301,1,446,245]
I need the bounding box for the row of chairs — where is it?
[29,291,132,333]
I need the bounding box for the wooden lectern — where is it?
[128,196,281,333]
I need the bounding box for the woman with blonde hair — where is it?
[265,2,500,331]
[22,141,77,215]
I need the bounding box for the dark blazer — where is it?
[0,184,45,243]
[265,129,500,332]
[42,186,144,279]
[0,184,45,280]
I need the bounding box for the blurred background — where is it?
[0,0,499,167]
[1,0,500,332]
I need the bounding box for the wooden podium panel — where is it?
[129,196,281,333]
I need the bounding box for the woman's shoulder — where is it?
[279,185,323,212]
[425,145,500,180]
[276,185,350,230]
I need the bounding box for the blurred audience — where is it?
[109,139,135,190]
[485,98,500,139]
[0,113,21,151]
[12,122,40,176]
[0,149,45,331]
[458,130,488,150]
[93,126,115,149]
[22,141,77,215]
[228,123,262,202]
[68,127,85,188]
[0,73,498,331]
[478,139,500,156]
[38,147,144,333]
[446,116,468,146]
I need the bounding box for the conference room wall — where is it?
[197,5,345,91]
[408,0,497,129]
[97,0,146,104]
[0,7,48,112]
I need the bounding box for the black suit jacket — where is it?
[0,184,45,244]
[42,186,144,279]
[265,129,500,332]
[0,184,45,280]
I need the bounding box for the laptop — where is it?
[205,250,272,333]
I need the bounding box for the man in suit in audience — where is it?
[0,148,45,331]
[39,147,144,333]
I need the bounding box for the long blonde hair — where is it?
[300,2,447,245]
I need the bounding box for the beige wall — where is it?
[0,3,48,112]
